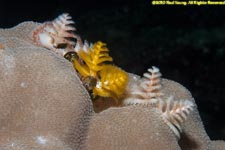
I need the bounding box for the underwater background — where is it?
[0,0,225,140]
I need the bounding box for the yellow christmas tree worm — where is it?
[65,40,128,100]
[73,41,113,78]
[93,65,128,99]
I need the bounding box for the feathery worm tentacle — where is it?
[123,66,194,139]
[156,96,194,139]
[32,13,77,56]
[123,66,163,105]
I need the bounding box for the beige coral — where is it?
[0,15,224,150]
[0,34,93,149]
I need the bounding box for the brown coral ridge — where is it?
[0,38,93,149]
[0,15,225,150]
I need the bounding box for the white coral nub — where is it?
[157,97,194,139]
[123,66,163,105]
[33,13,76,56]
